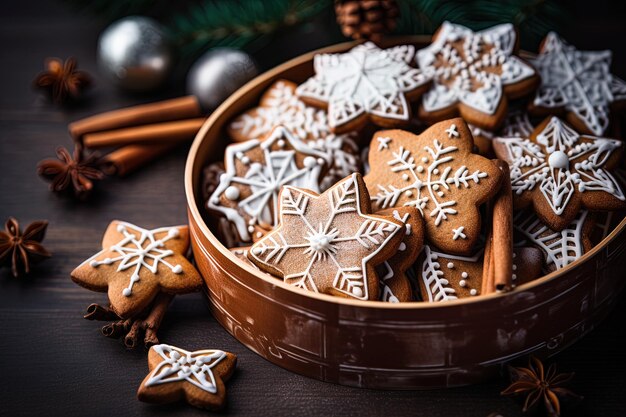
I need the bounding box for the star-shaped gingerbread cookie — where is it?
[364,118,502,254]
[137,344,237,410]
[416,22,539,130]
[529,32,626,136]
[297,42,431,133]
[493,116,626,231]
[71,221,202,318]
[248,173,404,301]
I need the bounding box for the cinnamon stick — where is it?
[481,232,496,295]
[101,142,178,177]
[492,160,514,292]
[69,96,202,140]
[82,117,206,149]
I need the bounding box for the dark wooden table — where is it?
[1,2,626,416]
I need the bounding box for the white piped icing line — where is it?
[146,344,227,394]
[530,32,626,136]
[514,209,588,271]
[208,126,328,242]
[88,222,183,297]
[416,22,536,115]
[297,42,430,129]
[452,226,467,240]
[249,173,402,301]
[494,116,625,216]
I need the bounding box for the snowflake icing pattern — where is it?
[249,174,402,300]
[416,22,536,115]
[494,116,625,228]
[146,344,227,394]
[208,126,328,242]
[365,119,500,252]
[530,32,626,135]
[296,42,430,130]
[89,222,183,297]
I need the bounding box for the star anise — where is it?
[33,57,91,105]
[502,356,582,417]
[37,145,105,199]
[0,217,51,278]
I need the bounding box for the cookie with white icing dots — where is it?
[248,173,404,301]
[417,245,543,302]
[227,79,362,190]
[364,118,502,254]
[375,207,424,302]
[71,221,202,318]
[296,42,431,133]
[528,32,626,136]
[137,344,237,410]
[493,116,626,231]
[513,209,594,273]
[207,125,328,243]
[416,22,539,131]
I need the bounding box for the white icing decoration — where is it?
[297,42,430,129]
[208,127,328,241]
[88,222,182,297]
[531,32,626,135]
[229,80,361,192]
[447,262,454,269]
[419,245,483,302]
[513,209,588,271]
[146,344,227,394]
[445,124,459,138]
[377,136,392,151]
[249,173,402,300]
[495,117,625,216]
[224,186,240,201]
[417,22,535,115]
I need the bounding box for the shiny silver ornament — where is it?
[186,48,258,111]
[97,16,173,92]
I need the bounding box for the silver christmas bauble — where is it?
[186,48,258,111]
[97,16,173,92]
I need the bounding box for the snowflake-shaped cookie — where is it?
[513,209,594,273]
[296,42,430,133]
[364,118,502,254]
[417,245,543,302]
[71,221,202,318]
[493,116,625,231]
[227,80,361,190]
[248,173,403,301]
[416,22,538,129]
[137,344,237,411]
[208,126,328,242]
[529,32,626,136]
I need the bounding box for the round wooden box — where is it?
[184,37,626,389]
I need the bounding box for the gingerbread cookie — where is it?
[364,118,502,254]
[228,80,362,190]
[137,344,237,410]
[297,42,430,133]
[208,125,328,242]
[248,173,404,300]
[416,22,539,130]
[529,32,626,136]
[71,221,202,318]
[493,116,626,231]
[513,209,594,273]
[376,207,424,302]
[417,245,543,302]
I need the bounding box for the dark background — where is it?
[1,1,626,416]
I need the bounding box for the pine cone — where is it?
[335,0,399,42]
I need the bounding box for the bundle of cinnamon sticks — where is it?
[70,96,205,176]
